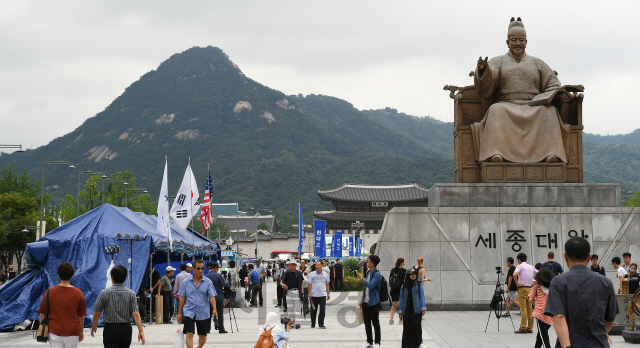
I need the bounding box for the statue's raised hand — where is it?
[477,56,488,72]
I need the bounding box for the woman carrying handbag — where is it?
[528,267,555,348]
[38,263,87,348]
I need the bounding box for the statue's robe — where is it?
[471,52,570,163]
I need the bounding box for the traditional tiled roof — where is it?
[317,183,429,202]
[216,214,278,234]
[230,230,297,242]
[313,210,387,221]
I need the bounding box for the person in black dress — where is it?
[399,268,427,348]
[389,257,406,324]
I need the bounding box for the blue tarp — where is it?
[0,204,219,328]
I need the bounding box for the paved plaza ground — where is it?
[0,281,633,347]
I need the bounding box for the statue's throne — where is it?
[444,84,584,183]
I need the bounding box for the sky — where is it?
[2,1,639,152]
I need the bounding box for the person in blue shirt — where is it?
[356,255,382,348]
[541,251,564,275]
[205,262,227,334]
[177,260,218,348]
[398,268,427,348]
[249,264,260,307]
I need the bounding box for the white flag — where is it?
[170,163,200,231]
[157,159,172,249]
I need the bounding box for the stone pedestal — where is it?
[611,294,639,335]
[623,330,640,344]
[377,183,639,310]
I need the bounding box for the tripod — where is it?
[485,270,515,332]
[227,288,239,332]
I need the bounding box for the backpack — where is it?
[389,268,403,289]
[254,326,275,348]
[372,270,389,303]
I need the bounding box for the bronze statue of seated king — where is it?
[445,17,584,183]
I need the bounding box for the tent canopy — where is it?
[0,204,218,328]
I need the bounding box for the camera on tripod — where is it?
[495,266,502,274]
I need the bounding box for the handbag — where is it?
[36,289,50,343]
[356,307,364,325]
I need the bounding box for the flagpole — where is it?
[207,163,211,241]
[166,155,171,268]
[189,157,195,262]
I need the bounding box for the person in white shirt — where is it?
[612,256,628,293]
[308,261,330,329]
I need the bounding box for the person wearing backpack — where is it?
[256,312,295,348]
[398,268,427,348]
[413,258,432,283]
[389,257,406,325]
[356,255,383,348]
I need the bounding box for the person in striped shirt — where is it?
[528,267,555,348]
[91,265,145,347]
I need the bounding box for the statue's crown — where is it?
[508,17,526,36]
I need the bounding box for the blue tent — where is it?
[0,204,219,328]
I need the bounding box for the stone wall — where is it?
[376,183,638,310]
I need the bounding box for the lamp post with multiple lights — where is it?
[39,161,75,237]
[125,188,148,209]
[0,145,25,152]
[77,171,107,216]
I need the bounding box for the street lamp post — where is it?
[40,161,75,238]
[250,207,272,260]
[125,188,148,209]
[102,179,128,205]
[0,144,25,152]
[77,171,107,216]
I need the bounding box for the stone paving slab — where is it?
[0,281,632,347]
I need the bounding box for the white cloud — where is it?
[1,1,639,151]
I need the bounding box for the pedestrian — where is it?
[177,260,218,348]
[91,265,145,348]
[334,258,345,292]
[308,261,330,329]
[161,266,176,324]
[356,255,382,348]
[528,267,555,348]
[389,257,406,325]
[280,261,303,328]
[299,259,311,314]
[258,312,295,348]
[623,252,632,272]
[255,259,267,307]
[173,264,191,302]
[205,262,227,333]
[590,254,606,276]
[612,256,628,293]
[239,264,249,288]
[545,237,619,347]
[146,266,161,320]
[329,261,335,291]
[541,252,564,275]
[248,264,260,307]
[513,252,537,333]
[322,259,331,276]
[504,257,519,317]
[275,263,285,308]
[38,262,87,348]
[627,264,640,327]
[413,258,432,283]
[398,268,426,348]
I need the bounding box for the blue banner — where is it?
[355,238,362,257]
[332,232,342,258]
[348,236,354,257]
[313,220,326,258]
[298,204,304,259]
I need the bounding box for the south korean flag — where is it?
[170,163,200,231]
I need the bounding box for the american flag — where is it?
[199,169,213,234]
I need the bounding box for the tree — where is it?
[257,222,270,232]
[624,193,640,207]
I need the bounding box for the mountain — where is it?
[0,46,453,225]
[1,46,639,227]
